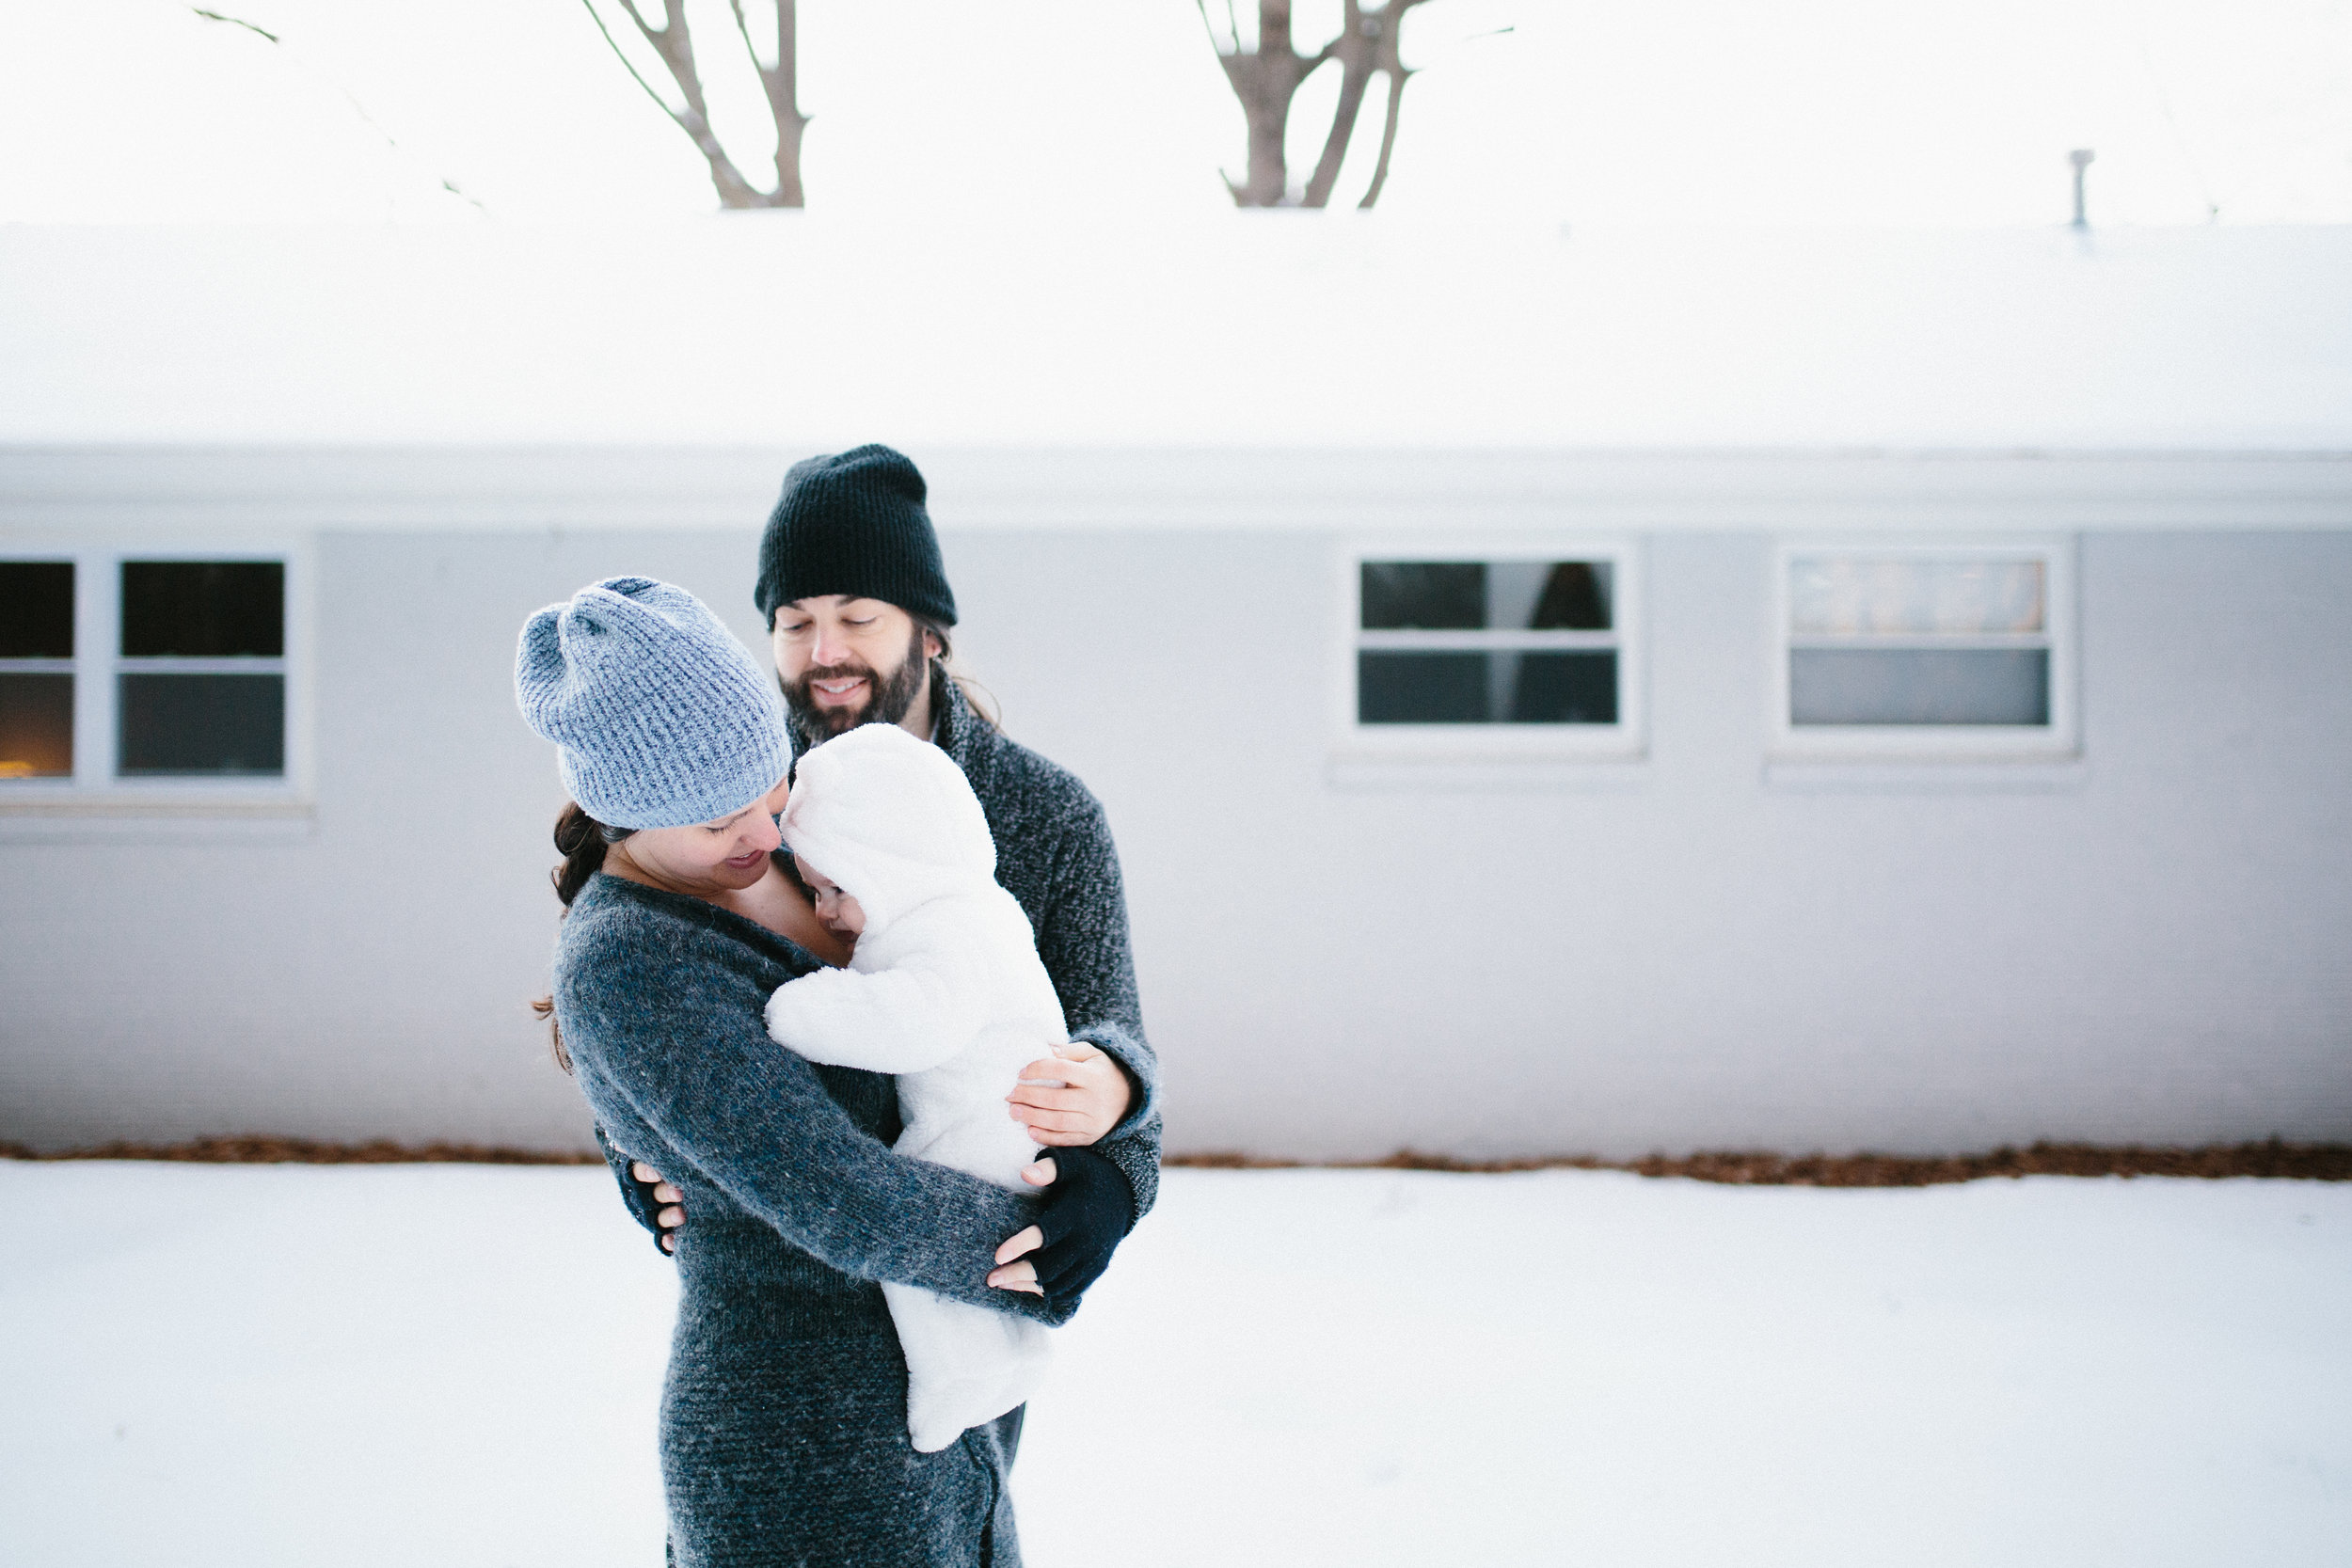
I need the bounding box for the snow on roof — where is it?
[2,218,2347,451]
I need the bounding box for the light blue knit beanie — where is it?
[514,576,792,830]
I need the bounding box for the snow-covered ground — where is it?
[4,1163,2346,1566]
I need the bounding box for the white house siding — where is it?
[3,494,2347,1158]
[961,526,2352,1162]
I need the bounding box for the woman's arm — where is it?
[593,1121,680,1254]
[562,909,1073,1323]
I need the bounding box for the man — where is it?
[607,444,1162,1264]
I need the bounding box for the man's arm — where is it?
[1027,790,1162,1222]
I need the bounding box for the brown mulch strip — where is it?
[2,1136,2345,1184]
[1170,1138,2352,1186]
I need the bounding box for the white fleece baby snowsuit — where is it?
[762,721,1064,1453]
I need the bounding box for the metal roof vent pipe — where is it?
[2067,148,2098,258]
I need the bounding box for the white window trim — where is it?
[1330,535,1647,782]
[1767,534,2079,766]
[0,539,314,822]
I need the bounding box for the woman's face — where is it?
[612,776,790,895]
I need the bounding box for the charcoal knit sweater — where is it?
[566,678,1160,1566]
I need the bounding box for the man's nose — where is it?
[812,625,850,667]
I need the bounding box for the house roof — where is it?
[2,219,2347,452]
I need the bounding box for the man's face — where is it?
[771,595,935,748]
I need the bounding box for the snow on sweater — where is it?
[764,721,1068,1451]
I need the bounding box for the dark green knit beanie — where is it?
[754,444,959,629]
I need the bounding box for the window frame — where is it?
[1768,535,2078,764]
[1332,536,1646,768]
[0,540,313,813]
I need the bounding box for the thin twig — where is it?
[190,8,278,43]
[1194,0,1233,57]
[190,5,486,212]
[727,0,768,72]
[1358,65,1410,207]
[580,0,691,132]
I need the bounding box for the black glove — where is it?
[1031,1145,1135,1312]
[595,1123,675,1257]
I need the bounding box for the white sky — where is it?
[0,0,2346,226]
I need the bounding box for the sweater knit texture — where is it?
[570,678,1160,1564]
[755,445,959,629]
[515,576,791,831]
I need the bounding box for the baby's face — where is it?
[798,860,867,939]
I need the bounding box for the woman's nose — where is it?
[744,811,782,856]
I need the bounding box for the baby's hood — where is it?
[780,721,998,931]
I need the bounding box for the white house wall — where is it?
[3,504,2346,1158]
[961,527,2352,1161]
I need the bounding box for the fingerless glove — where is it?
[1031,1145,1135,1312]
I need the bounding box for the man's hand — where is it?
[1007,1040,1134,1148]
[630,1161,685,1254]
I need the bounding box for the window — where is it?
[0,561,75,778]
[118,562,287,776]
[1338,545,1643,769]
[1772,541,2076,761]
[0,549,302,805]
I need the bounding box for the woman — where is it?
[516,576,1133,1567]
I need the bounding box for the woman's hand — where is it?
[630,1161,686,1254]
[985,1155,1058,1294]
[987,1148,1132,1308]
[1006,1040,1135,1148]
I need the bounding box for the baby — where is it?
[762,721,1071,1453]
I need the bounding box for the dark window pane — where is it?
[1509,651,1618,723]
[1790,649,2049,726]
[1527,562,1612,630]
[1361,651,1622,725]
[1361,563,1486,630]
[0,673,73,777]
[122,562,284,657]
[0,562,74,658]
[119,673,284,775]
[1359,651,1488,723]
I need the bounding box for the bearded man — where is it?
[605,445,1161,1288]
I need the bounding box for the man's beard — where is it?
[781,626,930,753]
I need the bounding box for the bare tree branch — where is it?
[583,0,804,208]
[1358,64,1411,208]
[580,0,693,136]
[730,0,808,206]
[1194,0,1233,57]
[1299,1,1376,207]
[588,0,763,206]
[1202,0,1445,208]
[190,6,486,212]
[190,8,278,44]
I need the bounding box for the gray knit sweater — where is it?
[567,678,1159,1565]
